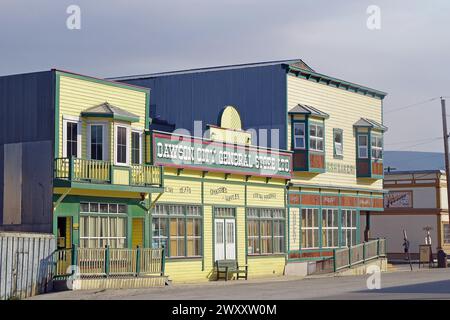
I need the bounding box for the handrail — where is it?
[52,246,165,279]
[333,238,386,272]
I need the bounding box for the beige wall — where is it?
[361,215,438,254]
[287,75,383,191]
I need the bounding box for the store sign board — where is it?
[153,132,292,178]
[384,190,412,208]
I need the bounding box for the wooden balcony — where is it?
[54,157,163,191]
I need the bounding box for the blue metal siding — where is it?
[121,64,288,149]
[0,71,55,232]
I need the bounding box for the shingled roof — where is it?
[288,104,330,119]
[81,102,140,122]
[353,118,388,132]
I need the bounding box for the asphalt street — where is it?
[30,266,450,300]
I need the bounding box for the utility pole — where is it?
[440,97,450,227]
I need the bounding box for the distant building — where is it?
[362,170,450,259]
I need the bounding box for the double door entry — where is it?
[214,208,236,261]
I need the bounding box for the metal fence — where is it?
[53,245,165,279]
[333,238,386,272]
[0,232,56,300]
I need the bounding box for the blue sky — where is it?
[1,0,449,152]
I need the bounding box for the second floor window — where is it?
[131,131,141,164]
[358,135,368,158]
[333,129,343,157]
[117,127,127,164]
[293,123,305,149]
[90,125,104,160]
[64,120,80,158]
[371,135,383,159]
[309,123,324,152]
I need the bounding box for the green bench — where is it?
[216,259,248,281]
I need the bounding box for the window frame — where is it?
[309,122,324,152]
[293,122,306,150]
[301,208,320,249]
[87,122,108,161]
[341,209,357,247]
[79,201,127,248]
[321,208,339,248]
[443,223,450,244]
[114,124,131,166]
[131,129,143,165]
[357,134,369,159]
[152,204,203,258]
[246,208,285,255]
[371,134,383,160]
[333,128,343,158]
[62,115,82,158]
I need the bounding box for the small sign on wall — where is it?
[384,190,413,208]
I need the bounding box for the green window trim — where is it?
[246,208,286,255]
[152,204,203,258]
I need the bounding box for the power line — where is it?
[385,97,440,114]
[385,136,442,147]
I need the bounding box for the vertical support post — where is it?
[161,246,166,276]
[136,246,141,277]
[69,156,74,181]
[105,245,110,277]
[377,238,380,257]
[363,242,366,263]
[348,246,352,268]
[71,244,78,272]
[333,249,337,272]
[441,98,450,228]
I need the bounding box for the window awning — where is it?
[288,104,329,119]
[353,118,388,132]
[81,102,140,122]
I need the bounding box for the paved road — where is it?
[31,267,450,300]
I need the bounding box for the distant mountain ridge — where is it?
[384,151,444,171]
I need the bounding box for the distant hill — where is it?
[384,151,444,171]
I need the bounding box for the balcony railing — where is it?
[54,157,163,187]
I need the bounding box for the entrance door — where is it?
[57,217,72,249]
[214,218,236,261]
[132,218,144,248]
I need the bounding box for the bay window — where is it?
[247,208,285,255]
[309,123,324,152]
[114,125,130,165]
[357,135,368,159]
[371,135,383,159]
[293,123,305,149]
[87,123,107,161]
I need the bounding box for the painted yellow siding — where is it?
[158,178,202,203]
[236,207,246,265]
[57,73,147,161]
[287,75,383,191]
[165,260,209,283]
[204,182,245,206]
[247,185,285,208]
[113,168,130,185]
[247,257,285,278]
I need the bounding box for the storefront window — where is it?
[152,204,202,257]
[79,202,127,248]
[301,208,319,248]
[246,208,285,255]
[322,208,339,248]
[444,223,450,244]
[341,209,357,247]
